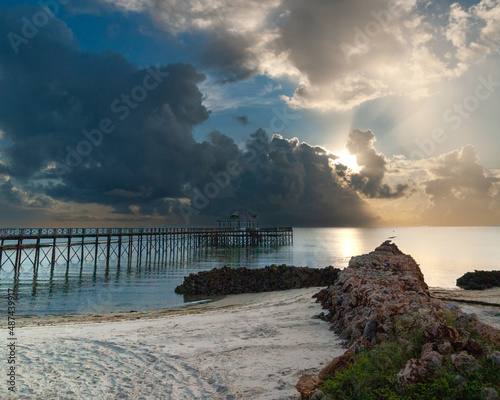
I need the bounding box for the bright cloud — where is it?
[361,142,500,226]
[93,0,500,111]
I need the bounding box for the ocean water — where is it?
[1,226,499,315]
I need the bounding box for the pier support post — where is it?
[117,231,122,269]
[66,235,72,272]
[0,238,4,270]
[14,237,23,279]
[80,230,85,269]
[33,235,41,273]
[105,234,111,275]
[51,236,57,272]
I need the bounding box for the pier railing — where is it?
[0,226,293,274]
[0,226,293,238]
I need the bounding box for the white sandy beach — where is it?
[8,288,345,400]
[4,286,499,400]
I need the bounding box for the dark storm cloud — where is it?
[0,5,375,226]
[197,28,258,82]
[345,129,407,199]
[240,133,373,226]
[0,6,212,212]
[233,115,249,126]
[183,130,375,227]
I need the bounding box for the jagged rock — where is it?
[424,322,460,344]
[488,351,500,367]
[175,265,340,296]
[351,336,373,353]
[454,351,480,373]
[457,270,500,290]
[318,349,354,381]
[314,241,434,346]
[396,358,429,385]
[437,339,453,355]
[310,389,325,399]
[469,320,500,345]
[421,342,435,357]
[312,288,327,302]
[481,387,499,400]
[456,314,500,346]
[465,338,484,359]
[455,313,477,330]
[296,375,321,399]
[363,320,378,343]
[421,351,443,371]
[296,242,500,397]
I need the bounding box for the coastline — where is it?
[6,286,500,399]
[17,286,500,327]
[296,242,500,398]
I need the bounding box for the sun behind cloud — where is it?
[334,148,360,173]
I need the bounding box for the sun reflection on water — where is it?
[337,228,362,262]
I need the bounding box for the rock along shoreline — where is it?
[297,241,500,399]
[457,270,500,290]
[174,264,340,296]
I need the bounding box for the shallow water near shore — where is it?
[1,226,499,315]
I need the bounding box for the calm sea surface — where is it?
[1,227,499,315]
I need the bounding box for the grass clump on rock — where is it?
[321,322,500,400]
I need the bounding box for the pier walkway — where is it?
[0,226,293,274]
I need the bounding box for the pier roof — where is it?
[217,208,260,226]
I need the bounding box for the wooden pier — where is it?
[0,226,293,275]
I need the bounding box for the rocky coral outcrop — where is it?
[421,349,443,372]
[295,375,322,399]
[453,351,480,373]
[175,264,340,296]
[314,241,437,350]
[318,349,354,381]
[482,387,500,400]
[296,241,500,399]
[457,270,500,290]
[489,351,500,367]
[396,358,429,385]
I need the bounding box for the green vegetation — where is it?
[321,323,500,400]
